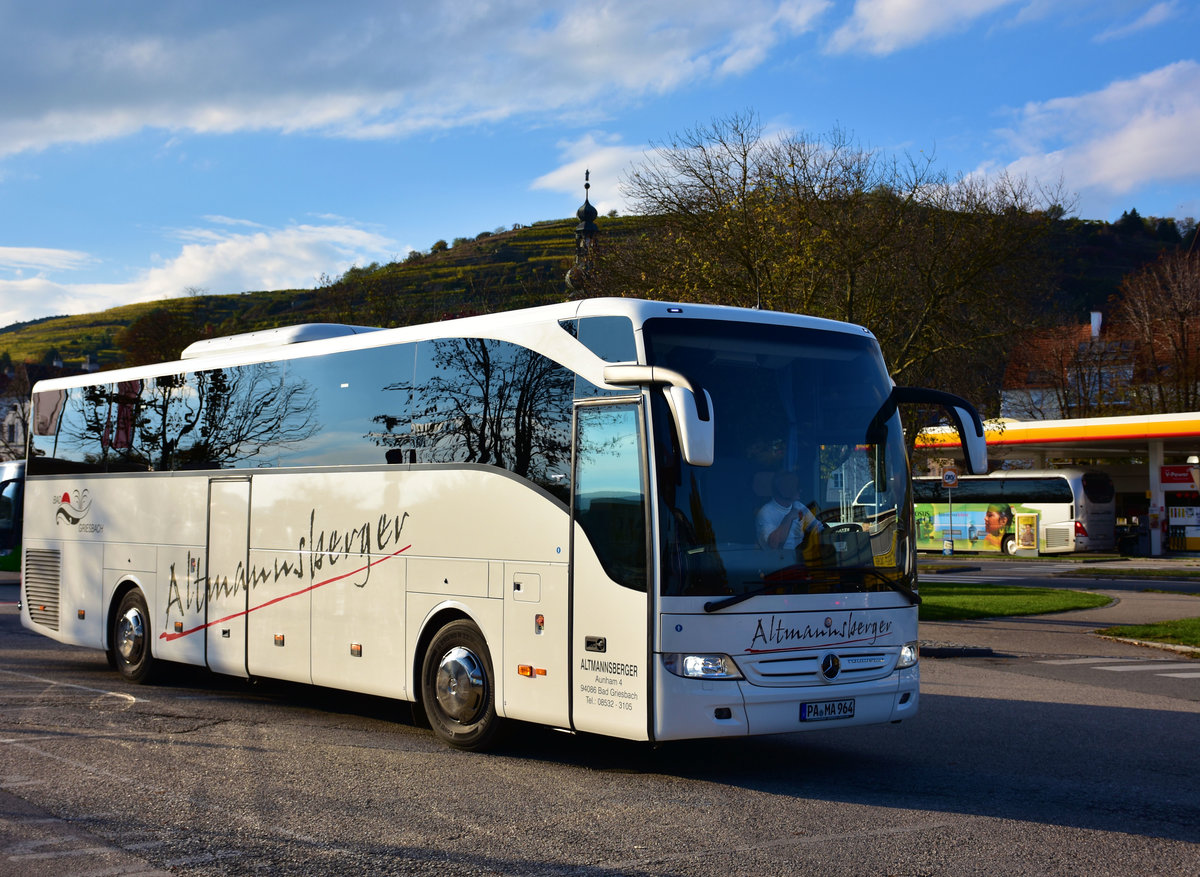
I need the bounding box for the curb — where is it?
[1098,635,1200,657]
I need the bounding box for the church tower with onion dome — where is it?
[565,170,599,299]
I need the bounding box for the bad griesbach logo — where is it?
[55,489,93,526]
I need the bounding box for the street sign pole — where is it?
[941,468,958,556]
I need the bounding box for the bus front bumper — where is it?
[652,662,918,741]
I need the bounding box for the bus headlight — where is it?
[663,653,744,680]
[896,642,919,669]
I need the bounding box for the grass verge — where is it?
[918,581,1111,622]
[1057,567,1200,580]
[1095,618,1200,649]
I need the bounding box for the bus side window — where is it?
[412,338,572,500]
[574,405,647,592]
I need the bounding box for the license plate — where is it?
[800,698,855,721]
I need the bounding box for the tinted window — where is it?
[1082,472,1115,504]
[0,478,20,549]
[574,404,646,591]
[28,338,574,502]
[30,380,150,474]
[913,477,1074,504]
[413,337,573,500]
[283,345,415,467]
[562,316,639,399]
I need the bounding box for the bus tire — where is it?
[420,620,500,751]
[111,589,159,684]
[1002,535,1017,556]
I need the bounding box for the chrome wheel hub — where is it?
[434,646,486,723]
[117,607,145,663]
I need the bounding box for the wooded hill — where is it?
[0,210,1185,372]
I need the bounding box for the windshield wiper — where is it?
[704,583,780,613]
[861,568,921,605]
[704,567,816,612]
[704,569,920,612]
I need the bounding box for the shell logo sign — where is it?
[1161,465,1200,492]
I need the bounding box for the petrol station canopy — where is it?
[916,411,1200,463]
[915,411,1200,555]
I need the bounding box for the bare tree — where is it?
[1114,249,1200,413]
[1002,323,1134,419]
[599,111,1068,411]
[0,364,31,461]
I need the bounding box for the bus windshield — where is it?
[644,319,912,599]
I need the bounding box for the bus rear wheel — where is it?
[1002,535,1017,556]
[111,589,159,684]
[421,620,500,751]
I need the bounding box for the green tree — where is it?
[1155,218,1182,244]
[1113,208,1148,237]
[117,308,206,366]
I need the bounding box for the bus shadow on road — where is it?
[30,650,1200,847]
[524,691,1200,846]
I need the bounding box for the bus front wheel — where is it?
[111,589,159,684]
[420,620,500,751]
[1002,535,1017,556]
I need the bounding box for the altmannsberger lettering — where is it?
[747,612,894,652]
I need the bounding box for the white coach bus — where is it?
[21,299,985,750]
[913,469,1116,555]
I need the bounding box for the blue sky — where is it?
[1,0,1197,328]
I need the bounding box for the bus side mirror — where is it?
[602,364,715,468]
[891,387,988,475]
[947,403,987,475]
[663,386,714,467]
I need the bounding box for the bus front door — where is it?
[205,478,250,678]
[570,403,651,741]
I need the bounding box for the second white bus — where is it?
[913,469,1116,555]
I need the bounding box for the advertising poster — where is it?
[1016,513,1039,550]
[915,502,1034,553]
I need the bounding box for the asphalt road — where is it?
[0,572,1198,876]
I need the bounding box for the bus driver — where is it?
[756,470,825,551]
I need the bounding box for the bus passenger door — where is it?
[205,478,250,678]
[570,403,651,741]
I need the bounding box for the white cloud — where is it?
[0,247,95,273]
[1095,1,1178,42]
[0,222,395,328]
[0,1,826,158]
[531,133,648,216]
[998,61,1200,204]
[827,0,1019,55]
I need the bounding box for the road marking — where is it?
[0,669,136,703]
[8,846,119,861]
[1038,658,1131,665]
[1038,657,1200,680]
[928,576,999,584]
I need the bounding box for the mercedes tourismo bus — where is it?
[913,469,1116,555]
[20,299,985,750]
